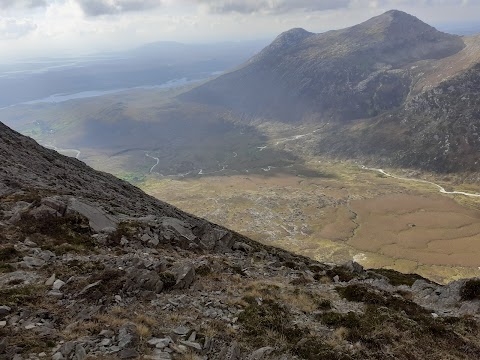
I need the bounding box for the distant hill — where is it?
[181,10,480,172]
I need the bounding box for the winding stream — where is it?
[362,166,480,198]
[45,144,81,159]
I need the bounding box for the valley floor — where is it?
[140,158,480,284]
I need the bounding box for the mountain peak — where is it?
[359,9,439,37]
[271,27,314,48]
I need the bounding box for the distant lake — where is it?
[22,77,197,105]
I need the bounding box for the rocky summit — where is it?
[2,117,480,359]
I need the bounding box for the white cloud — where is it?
[75,0,162,16]
[0,17,37,38]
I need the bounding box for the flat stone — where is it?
[25,324,36,330]
[45,274,56,286]
[150,352,172,360]
[52,279,65,290]
[0,321,6,327]
[47,290,64,298]
[119,348,140,359]
[173,325,190,335]
[52,353,64,360]
[68,198,118,232]
[249,346,274,359]
[100,338,112,346]
[22,256,45,268]
[178,340,202,351]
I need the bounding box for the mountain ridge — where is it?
[180,10,480,173]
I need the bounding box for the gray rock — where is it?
[248,347,274,360]
[41,196,67,215]
[118,324,137,348]
[99,329,114,337]
[29,204,60,219]
[172,262,195,290]
[45,274,56,286]
[22,256,46,268]
[52,353,64,360]
[47,290,64,298]
[52,279,65,290]
[100,338,112,346]
[8,201,31,223]
[38,250,55,262]
[68,198,118,232]
[178,340,202,351]
[119,348,140,359]
[173,325,190,335]
[0,321,6,327]
[233,242,253,253]
[343,260,364,274]
[77,280,102,297]
[60,342,75,357]
[150,352,172,360]
[219,342,241,360]
[161,217,196,241]
[24,239,38,247]
[0,305,11,319]
[123,269,164,294]
[73,344,87,360]
[200,226,235,252]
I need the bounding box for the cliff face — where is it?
[2,122,480,359]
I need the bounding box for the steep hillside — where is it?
[182,10,464,122]
[2,123,480,359]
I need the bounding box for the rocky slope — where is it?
[181,10,480,173]
[2,123,480,359]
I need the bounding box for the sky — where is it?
[1,0,479,61]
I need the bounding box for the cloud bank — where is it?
[195,0,351,14]
[0,0,46,9]
[75,0,162,16]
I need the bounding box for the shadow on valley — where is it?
[48,102,326,179]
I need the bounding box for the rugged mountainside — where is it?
[181,10,480,173]
[182,10,464,122]
[2,124,480,360]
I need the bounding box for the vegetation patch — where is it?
[159,271,176,290]
[326,268,356,282]
[372,268,429,286]
[106,221,141,247]
[20,213,95,253]
[238,297,304,349]
[0,245,19,261]
[460,279,480,301]
[0,285,44,307]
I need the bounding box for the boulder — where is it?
[200,225,235,252]
[0,306,11,319]
[118,323,138,349]
[161,217,196,242]
[172,262,195,290]
[68,198,118,232]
